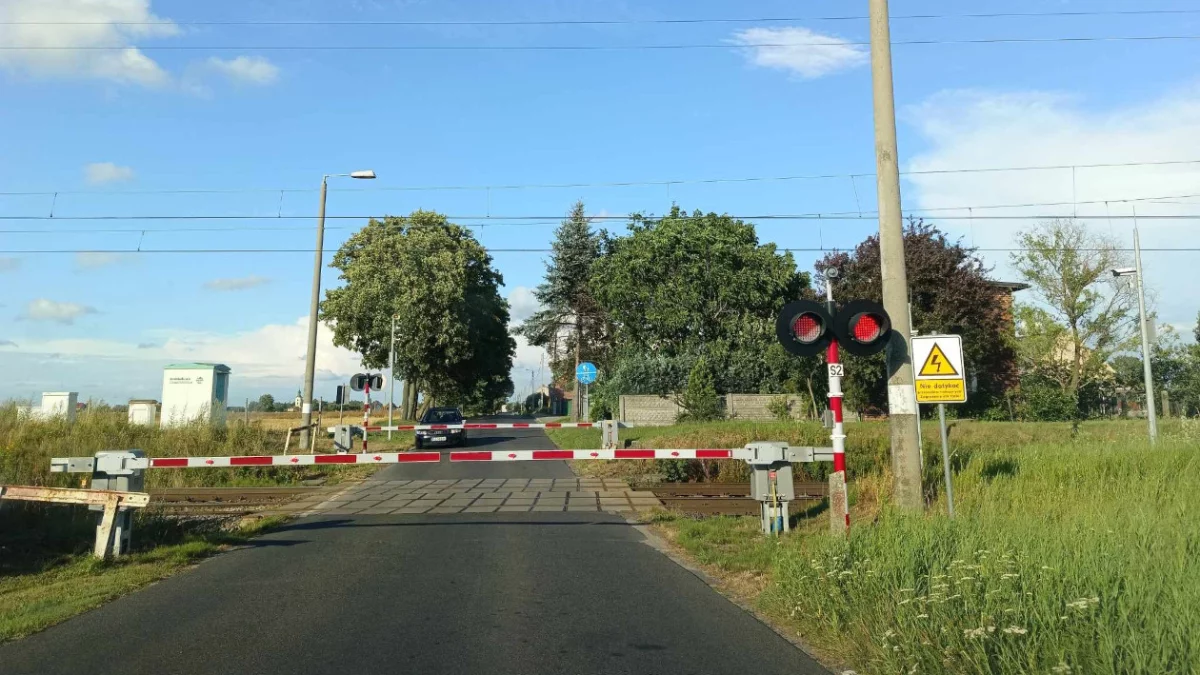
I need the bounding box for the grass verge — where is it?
[0,514,284,643]
[647,435,1200,674]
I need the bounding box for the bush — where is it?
[1017,385,1078,421]
[767,395,793,422]
[676,357,722,422]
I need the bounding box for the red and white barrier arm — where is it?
[449,448,753,462]
[365,422,597,432]
[49,452,444,471]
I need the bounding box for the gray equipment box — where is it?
[749,463,795,501]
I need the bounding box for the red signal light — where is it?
[850,313,883,343]
[792,313,823,343]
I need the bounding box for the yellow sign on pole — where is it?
[912,335,967,404]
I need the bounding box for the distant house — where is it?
[988,280,1030,327]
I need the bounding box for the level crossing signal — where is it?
[775,299,892,357]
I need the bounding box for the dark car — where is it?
[414,407,467,449]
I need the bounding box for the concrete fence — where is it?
[618,394,812,426]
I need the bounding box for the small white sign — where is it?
[912,334,967,404]
[827,363,845,378]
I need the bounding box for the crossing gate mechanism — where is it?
[51,436,834,546]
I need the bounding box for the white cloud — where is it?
[20,298,98,324]
[0,0,178,86]
[729,27,867,79]
[206,56,279,85]
[510,333,549,395]
[204,275,271,291]
[75,251,135,269]
[506,286,541,325]
[903,86,1200,332]
[0,256,19,272]
[84,162,135,184]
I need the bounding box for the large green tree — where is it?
[1011,219,1136,404]
[516,201,610,418]
[586,207,812,414]
[818,219,1019,414]
[320,211,515,411]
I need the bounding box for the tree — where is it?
[677,357,722,421]
[592,207,807,358]
[257,394,276,413]
[1011,219,1137,406]
[817,219,1017,414]
[586,207,811,414]
[320,211,515,411]
[516,201,609,419]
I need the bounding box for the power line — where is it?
[1,247,1197,255]
[10,9,1199,26]
[4,159,1198,197]
[5,35,1200,50]
[4,213,1200,223]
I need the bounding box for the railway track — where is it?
[146,486,321,516]
[651,481,828,516]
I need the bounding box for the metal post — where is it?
[938,403,955,518]
[908,301,923,465]
[1133,227,1158,445]
[244,398,249,425]
[869,0,923,511]
[299,177,329,449]
[388,314,396,441]
[825,282,850,535]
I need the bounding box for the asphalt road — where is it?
[0,416,829,675]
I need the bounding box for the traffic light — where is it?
[775,300,833,357]
[775,299,892,357]
[831,299,892,357]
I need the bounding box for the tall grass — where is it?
[651,421,1200,673]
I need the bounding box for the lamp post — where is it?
[300,170,376,449]
[1112,226,1157,445]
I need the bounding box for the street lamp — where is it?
[1112,226,1157,445]
[300,169,377,448]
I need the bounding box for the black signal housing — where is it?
[831,299,893,357]
[775,300,834,357]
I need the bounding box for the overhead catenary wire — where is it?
[1,247,1197,255]
[11,9,1200,26]
[5,35,1200,51]
[3,159,1198,198]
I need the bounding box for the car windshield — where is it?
[421,409,463,424]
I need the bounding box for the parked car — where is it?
[414,407,467,449]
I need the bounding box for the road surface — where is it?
[0,417,829,675]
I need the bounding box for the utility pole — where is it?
[1133,226,1158,444]
[299,169,375,449]
[869,0,923,510]
[299,178,328,451]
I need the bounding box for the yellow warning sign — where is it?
[918,343,960,377]
[916,379,967,403]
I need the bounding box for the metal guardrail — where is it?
[0,485,150,558]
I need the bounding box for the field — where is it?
[551,419,1200,674]
[0,405,419,640]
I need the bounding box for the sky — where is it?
[1,0,1199,405]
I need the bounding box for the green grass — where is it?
[637,419,1200,674]
[0,515,284,643]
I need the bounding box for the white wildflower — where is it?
[883,630,896,639]
[1051,663,1071,674]
[916,614,929,619]
[946,594,962,601]
[1002,626,1027,635]
[958,577,974,582]
[1001,573,1020,579]
[963,627,987,639]
[899,588,915,593]
[838,570,854,578]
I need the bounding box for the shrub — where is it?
[676,357,723,422]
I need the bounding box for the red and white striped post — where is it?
[362,379,371,453]
[826,283,850,535]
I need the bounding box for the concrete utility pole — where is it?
[1133,227,1159,444]
[868,0,923,510]
[300,170,375,449]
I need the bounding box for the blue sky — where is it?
[1,0,1199,404]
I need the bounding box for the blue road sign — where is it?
[576,362,598,384]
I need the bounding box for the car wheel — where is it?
[414,438,423,450]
